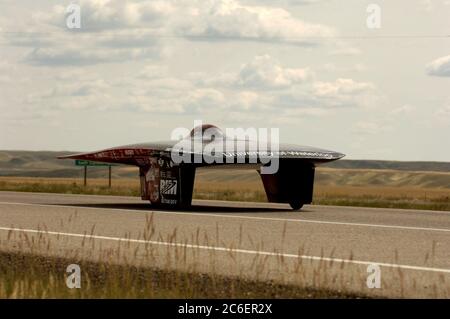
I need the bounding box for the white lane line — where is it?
[1,201,450,233]
[1,226,449,274]
[197,199,450,215]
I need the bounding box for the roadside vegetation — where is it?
[0,169,448,211]
[0,207,446,298]
[0,212,372,299]
[0,251,365,299]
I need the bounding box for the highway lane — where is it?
[0,191,449,298]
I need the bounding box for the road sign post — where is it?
[108,166,112,188]
[75,160,115,188]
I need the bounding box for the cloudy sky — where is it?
[0,0,449,161]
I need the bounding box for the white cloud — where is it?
[234,91,263,110]
[4,0,338,67]
[313,78,374,96]
[147,57,377,114]
[24,54,378,119]
[34,0,335,43]
[205,55,311,89]
[426,55,450,77]
[192,56,379,112]
[183,88,226,113]
[36,0,174,31]
[236,55,310,88]
[308,78,377,108]
[171,0,335,42]
[24,45,162,66]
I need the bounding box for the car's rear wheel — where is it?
[289,201,304,211]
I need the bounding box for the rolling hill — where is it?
[0,150,449,189]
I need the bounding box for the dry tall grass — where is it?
[0,251,364,299]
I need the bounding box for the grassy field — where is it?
[0,167,448,211]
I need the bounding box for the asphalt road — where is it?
[0,191,449,298]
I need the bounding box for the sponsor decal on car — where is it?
[161,179,177,196]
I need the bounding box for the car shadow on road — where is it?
[53,202,302,214]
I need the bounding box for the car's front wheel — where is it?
[289,201,304,211]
